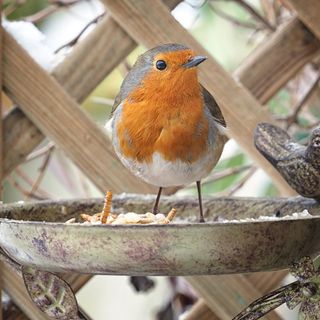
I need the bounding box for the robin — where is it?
[107,43,227,222]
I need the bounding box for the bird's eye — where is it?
[156,60,167,70]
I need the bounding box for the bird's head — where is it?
[123,44,207,103]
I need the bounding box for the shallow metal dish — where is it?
[0,195,319,275]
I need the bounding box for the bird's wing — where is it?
[201,85,226,128]
[110,93,122,117]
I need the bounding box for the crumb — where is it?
[67,190,177,225]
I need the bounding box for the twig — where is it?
[187,164,252,187]
[206,164,252,183]
[233,0,276,31]
[226,167,257,196]
[15,168,53,198]
[286,74,320,129]
[217,166,257,196]
[25,142,55,163]
[54,12,105,53]
[260,0,277,27]
[209,3,257,29]
[7,176,47,200]
[25,146,54,200]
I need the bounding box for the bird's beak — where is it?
[182,56,207,68]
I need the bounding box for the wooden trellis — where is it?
[1,0,320,319]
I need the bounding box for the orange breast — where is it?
[116,65,209,163]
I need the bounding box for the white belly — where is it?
[114,149,220,187]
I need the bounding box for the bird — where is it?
[254,123,320,199]
[106,43,227,222]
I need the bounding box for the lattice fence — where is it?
[1,0,320,319]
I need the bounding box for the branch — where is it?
[201,164,253,185]
[286,73,320,129]
[25,146,54,200]
[15,168,53,198]
[209,3,258,29]
[54,12,106,53]
[25,142,55,163]
[7,176,47,200]
[226,166,257,196]
[234,0,276,31]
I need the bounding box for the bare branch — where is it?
[234,0,276,31]
[25,147,54,200]
[15,168,53,198]
[286,73,320,129]
[54,12,106,53]
[227,166,257,196]
[7,176,47,201]
[215,166,257,196]
[202,164,253,185]
[209,3,258,29]
[25,142,55,163]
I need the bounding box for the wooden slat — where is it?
[102,0,295,196]
[248,270,287,291]
[283,0,320,40]
[183,299,220,320]
[184,270,287,320]
[186,275,282,320]
[234,18,320,104]
[3,0,181,178]
[3,108,43,177]
[62,273,92,293]
[3,300,31,320]
[3,30,152,193]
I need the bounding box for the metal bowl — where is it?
[0,195,319,275]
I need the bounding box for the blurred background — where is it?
[2,0,320,319]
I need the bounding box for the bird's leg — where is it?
[196,181,205,223]
[153,187,163,214]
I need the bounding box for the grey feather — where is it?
[201,86,226,128]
